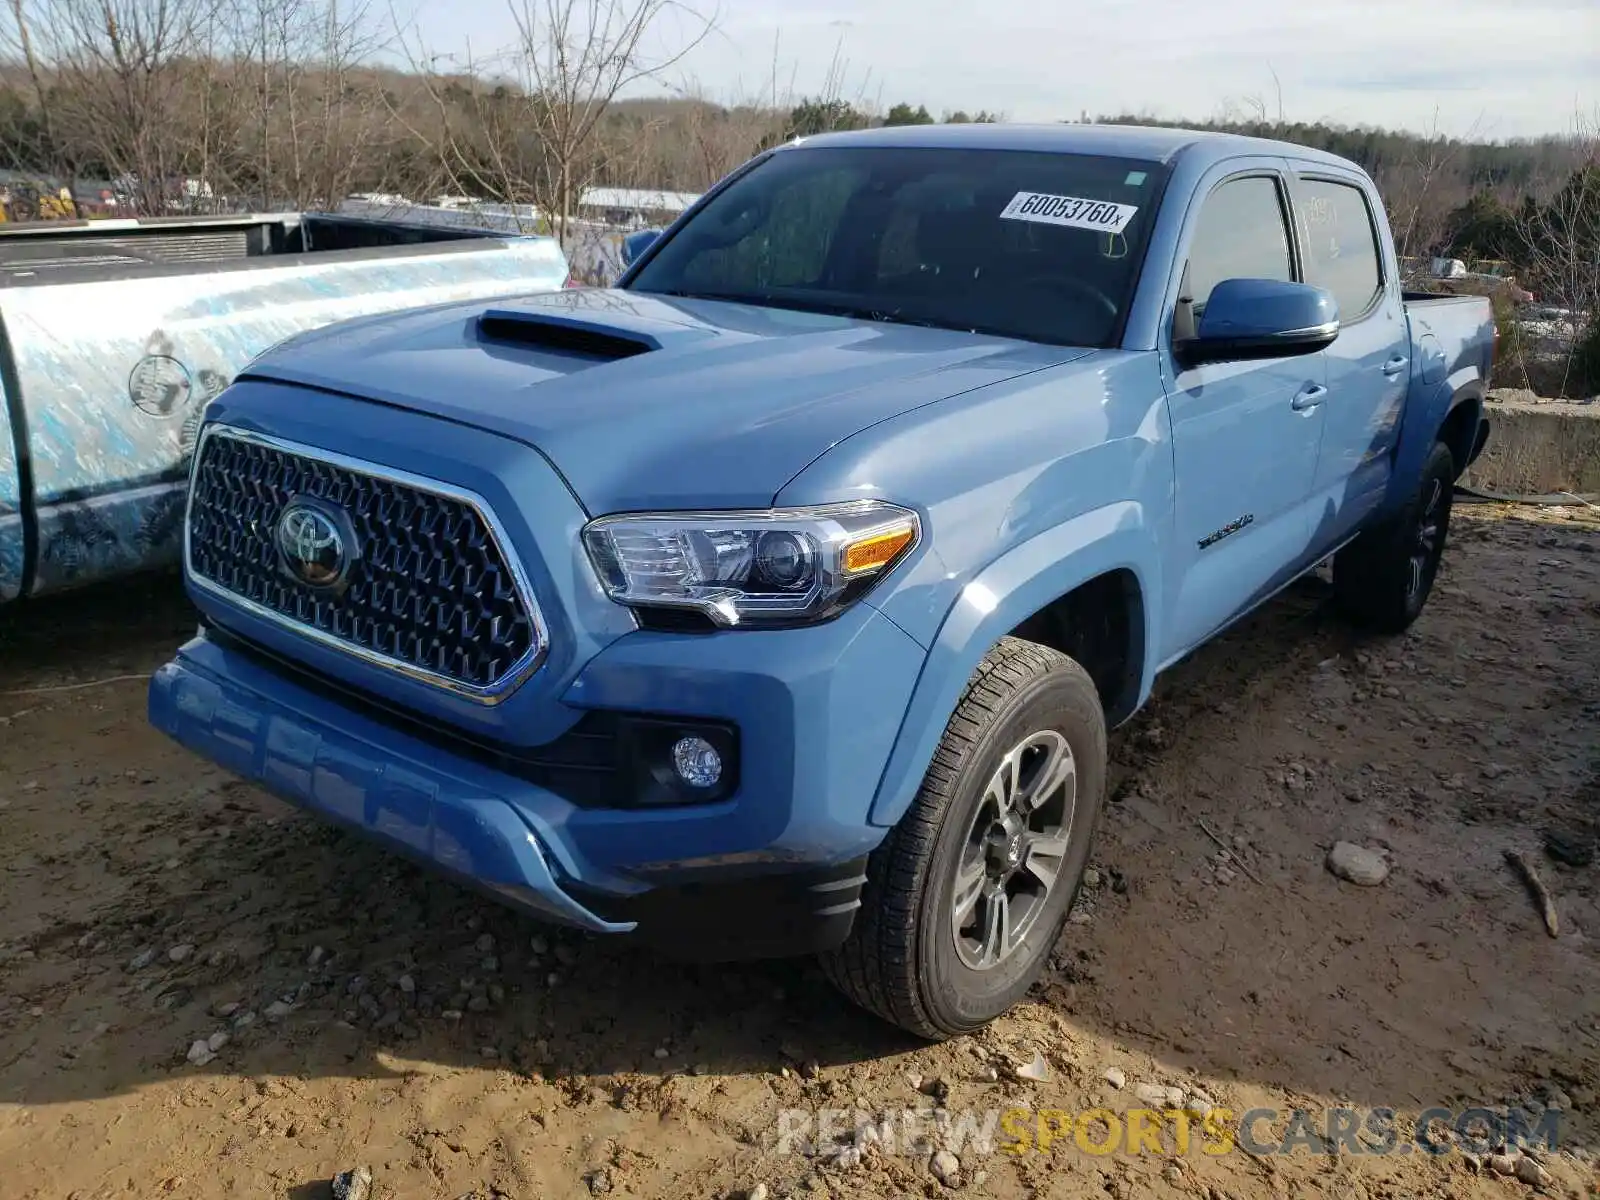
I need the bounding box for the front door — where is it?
[1161,169,1328,661]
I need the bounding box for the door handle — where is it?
[1381,355,1409,377]
[1291,384,1328,412]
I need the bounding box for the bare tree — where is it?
[404,0,714,245]
[0,0,62,178]
[1513,111,1600,395]
[224,0,390,207]
[12,0,220,213]
[1376,111,1480,274]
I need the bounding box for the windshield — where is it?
[626,145,1168,347]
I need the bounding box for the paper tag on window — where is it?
[1000,191,1138,235]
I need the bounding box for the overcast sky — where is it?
[407,0,1598,141]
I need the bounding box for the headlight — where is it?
[583,500,921,628]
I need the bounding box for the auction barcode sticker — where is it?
[1000,192,1139,234]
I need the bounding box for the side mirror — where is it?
[621,228,661,267]
[1179,278,1339,365]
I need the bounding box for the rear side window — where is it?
[1185,176,1293,314]
[1298,178,1383,320]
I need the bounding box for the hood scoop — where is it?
[476,307,661,360]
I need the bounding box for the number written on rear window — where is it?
[1299,179,1384,320]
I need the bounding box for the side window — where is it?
[1185,176,1293,315]
[1298,178,1383,320]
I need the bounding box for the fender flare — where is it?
[1388,373,1484,509]
[866,501,1160,828]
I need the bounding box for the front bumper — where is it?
[148,601,926,959]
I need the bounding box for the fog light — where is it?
[671,735,722,788]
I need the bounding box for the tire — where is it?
[821,636,1107,1040]
[1332,440,1457,635]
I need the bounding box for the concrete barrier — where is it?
[1464,396,1600,496]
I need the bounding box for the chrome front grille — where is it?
[184,425,545,701]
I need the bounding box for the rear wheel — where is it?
[1333,440,1456,634]
[821,636,1106,1040]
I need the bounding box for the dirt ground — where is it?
[2,500,1598,1200]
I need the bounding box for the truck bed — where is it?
[0,212,494,284]
[0,214,569,605]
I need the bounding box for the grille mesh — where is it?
[187,431,537,691]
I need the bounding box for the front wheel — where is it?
[1333,439,1457,635]
[821,637,1106,1040]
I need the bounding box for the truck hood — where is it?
[242,288,1091,512]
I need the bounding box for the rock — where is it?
[529,934,550,955]
[1104,1067,1126,1089]
[1134,1082,1170,1106]
[1164,1163,1184,1183]
[1514,1157,1551,1187]
[480,1046,498,1060]
[826,1144,862,1169]
[206,1030,230,1052]
[167,943,196,964]
[587,1167,614,1195]
[331,1166,373,1200]
[1082,867,1102,888]
[487,983,505,1005]
[467,995,490,1013]
[1547,1087,1572,1111]
[441,1009,463,1022]
[929,1149,961,1187]
[554,943,578,967]
[1326,842,1389,886]
[1481,762,1508,780]
[1488,1153,1519,1175]
[307,946,327,966]
[1016,1051,1051,1082]
[398,974,416,995]
[653,1046,670,1060]
[480,956,499,973]
[263,1000,294,1020]
[128,948,157,971]
[1185,1090,1215,1118]
[746,1186,769,1200]
[212,1000,240,1018]
[186,1039,216,1066]
[475,933,497,953]
[346,975,369,997]
[919,1076,951,1102]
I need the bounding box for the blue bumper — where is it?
[148,602,927,954]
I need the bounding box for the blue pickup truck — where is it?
[149,124,1494,1039]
